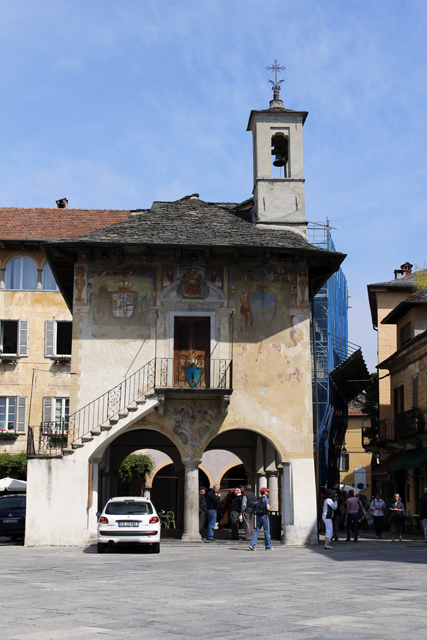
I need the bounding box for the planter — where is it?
[49,434,68,443]
[0,431,18,440]
[0,356,19,365]
[52,357,71,365]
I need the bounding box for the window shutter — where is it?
[16,397,27,434]
[45,320,55,357]
[345,454,350,472]
[18,319,29,356]
[42,397,54,423]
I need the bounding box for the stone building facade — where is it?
[25,92,344,546]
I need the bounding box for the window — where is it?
[0,397,27,433]
[394,385,404,415]
[413,376,418,409]
[399,322,411,348]
[340,452,349,472]
[42,263,59,291]
[0,320,29,356]
[42,397,69,431]
[5,257,37,290]
[44,321,72,357]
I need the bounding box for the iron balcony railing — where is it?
[27,357,233,456]
[393,408,427,440]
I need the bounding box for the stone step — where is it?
[62,448,74,456]
[82,435,94,443]
[109,415,119,425]
[127,402,138,412]
[91,428,102,436]
[118,409,129,418]
[100,422,112,431]
[72,440,84,449]
[136,396,146,405]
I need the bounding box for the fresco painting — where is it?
[161,267,223,293]
[167,399,216,446]
[89,266,155,338]
[230,267,292,341]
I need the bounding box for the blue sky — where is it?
[1,0,426,371]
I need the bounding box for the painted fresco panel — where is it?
[88,266,155,338]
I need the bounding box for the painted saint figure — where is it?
[240,291,254,332]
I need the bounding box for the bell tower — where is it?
[247,61,308,236]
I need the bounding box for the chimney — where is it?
[394,262,413,279]
[56,198,68,209]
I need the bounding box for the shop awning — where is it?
[372,452,405,479]
[386,448,427,472]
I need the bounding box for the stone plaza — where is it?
[1,537,427,639]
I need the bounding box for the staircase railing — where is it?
[66,358,156,446]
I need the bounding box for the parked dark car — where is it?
[0,494,26,540]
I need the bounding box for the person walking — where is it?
[420,487,427,543]
[346,490,363,542]
[230,487,242,540]
[248,487,272,551]
[388,493,406,542]
[205,484,221,541]
[199,487,207,536]
[322,489,338,549]
[241,484,256,541]
[370,492,386,539]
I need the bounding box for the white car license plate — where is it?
[3,519,18,523]
[118,522,139,527]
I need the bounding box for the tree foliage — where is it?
[361,373,379,439]
[413,263,427,291]
[0,452,27,478]
[118,454,154,486]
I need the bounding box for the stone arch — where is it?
[216,460,245,486]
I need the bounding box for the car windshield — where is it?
[0,497,26,509]
[105,501,153,515]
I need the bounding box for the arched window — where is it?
[5,257,37,290]
[42,263,59,291]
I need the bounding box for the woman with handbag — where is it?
[345,490,363,542]
[388,493,406,542]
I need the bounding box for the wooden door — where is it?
[174,317,210,388]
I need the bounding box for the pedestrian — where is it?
[388,493,406,542]
[332,491,343,542]
[345,489,363,542]
[370,492,386,539]
[241,483,256,540]
[322,489,338,549]
[206,484,221,541]
[199,487,207,536]
[420,487,427,543]
[230,487,242,540]
[248,487,272,551]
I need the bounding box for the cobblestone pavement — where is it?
[1,537,427,640]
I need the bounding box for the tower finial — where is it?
[267,59,286,103]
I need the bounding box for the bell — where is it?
[273,152,285,167]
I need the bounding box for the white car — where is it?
[97,496,161,554]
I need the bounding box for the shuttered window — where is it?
[0,396,26,434]
[45,321,72,357]
[0,320,29,356]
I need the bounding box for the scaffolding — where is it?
[308,220,349,488]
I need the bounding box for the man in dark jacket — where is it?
[230,488,243,540]
[206,484,220,541]
[420,487,427,543]
[199,487,207,535]
[241,484,256,540]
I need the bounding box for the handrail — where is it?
[67,358,156,446]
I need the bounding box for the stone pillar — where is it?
[255,437,265,494]
[282,462,293,526]
[176,468,185,529]
[267,471,279,511]
[181,458,202,542]
[257,473,267,494]
[36,268,43,290]
[143,485,152,500]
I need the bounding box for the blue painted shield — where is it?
[249,289,277,331]
[185,364,202,388]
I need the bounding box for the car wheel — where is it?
[152,542,160,554]
[97,543,106,554]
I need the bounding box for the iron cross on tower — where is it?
[267,59,285,99]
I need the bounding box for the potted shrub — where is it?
[52,356,71,365]
[0,430,18,440]
[0,355,19,364]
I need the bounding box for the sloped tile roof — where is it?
[0,208,131,242]
[52,197,324,251]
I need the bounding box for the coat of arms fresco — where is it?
[89,266,155,338]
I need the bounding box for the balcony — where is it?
[393,409,426,440]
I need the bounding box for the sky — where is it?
[1,0,426,371]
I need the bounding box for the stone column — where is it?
[257,472,267,494]
[282,462,293,526]
[143,485,152,500]
[267,471,279,511]
[181,458,202,542]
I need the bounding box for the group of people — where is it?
[322,486,427,549]
[199,484,273,550]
